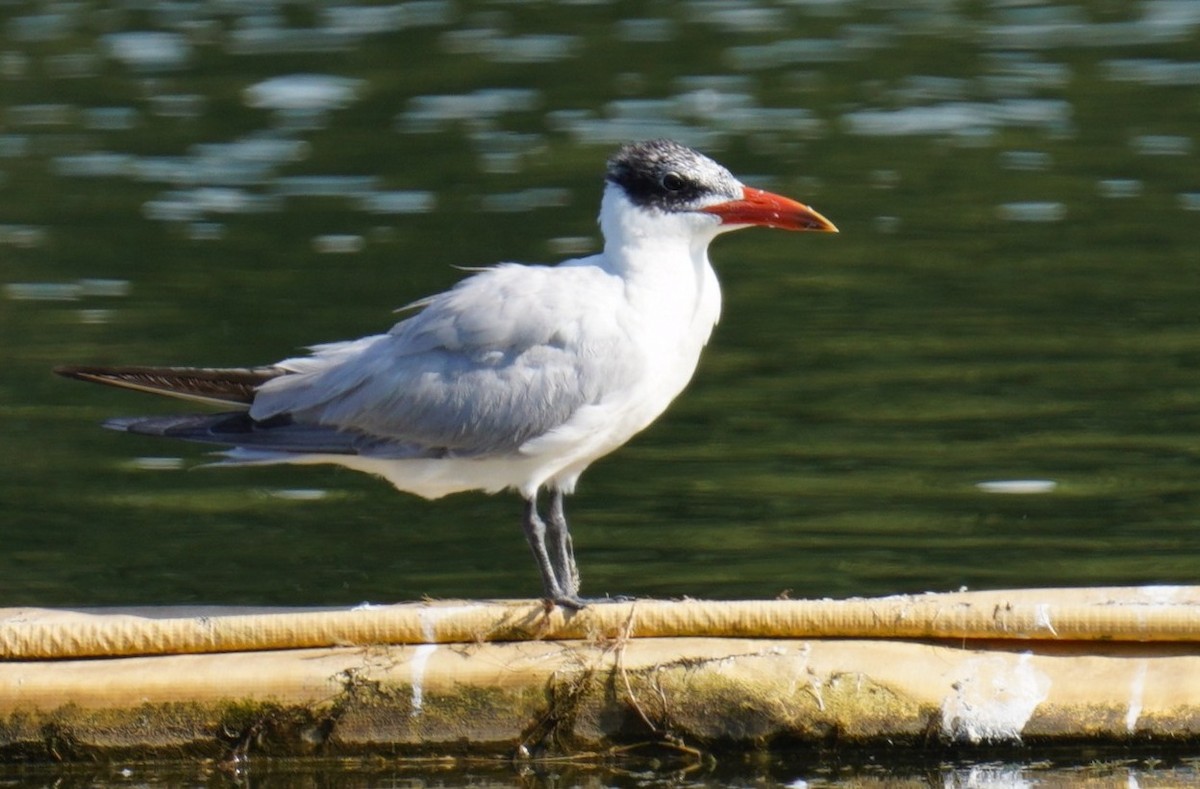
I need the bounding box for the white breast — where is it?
[522,187,726,494]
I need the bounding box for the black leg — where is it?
[522,494,584,609]
[546,488,580,598]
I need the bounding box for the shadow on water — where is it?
[2,747,1200,787]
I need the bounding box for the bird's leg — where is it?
[522,495,584,610]
[546,488,580,598]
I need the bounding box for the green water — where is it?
[2,0,1200,779]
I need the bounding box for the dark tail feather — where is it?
[54,365,286,408]
[63,367,423,458]
[105,412,367,455]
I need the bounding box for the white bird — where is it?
[56,139,837,608]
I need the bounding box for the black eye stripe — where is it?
[604,139,740,213]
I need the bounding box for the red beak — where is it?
[701,186,838,232]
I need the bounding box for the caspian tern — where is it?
[56,139,837,608]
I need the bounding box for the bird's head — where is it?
[602,139,838,242]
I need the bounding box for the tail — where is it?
[54,365,286,408]
[57,363,411,457]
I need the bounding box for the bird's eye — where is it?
[660,172,686,192]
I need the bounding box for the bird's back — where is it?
[249,261,647,457]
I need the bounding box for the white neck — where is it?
[595,183,724,350]
[598,184,724,278]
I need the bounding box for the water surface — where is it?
[2,0,1200,774]
[3,0,1199,601]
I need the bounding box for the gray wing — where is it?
[249,263,641,456]
[103,412,441,457]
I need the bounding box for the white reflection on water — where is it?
[440,30,579,63]
[243,74,365,112]
[312,235,365,255]
[128,457,186,471]
[16,0,1194,242]
[976,480,1058,495]
[1098,179,1143,199]
[544,79,828,148]
[479,188,572,213]
[5,283,82,301]
[614,18,677,44]
[0,51,29,78]
[1130,134,1192,156]
[103,31,191,70]
[1105,58,1200,85]
[53,153,135,178]
[130,147,288,187]
[187,222,224,241]
[983,53,1072,93]
[144,188,283,222]
[359,191,437,215]
[873,216,901,234]
[548,108,721,149]
[399,90,541,133]
[1000,151,1052,172]
[996,202,1067,223]
[78,309,113,325]
[472,131,547,174]
[5,278,131,302]
[8,10,75,42]
[0,225,48,248]
[686,3,788,33]
[726,38,854,69]
[321,2,454,36]
[893,75,970,103]
[869,169,900,189]
[266,488,329,501]
[227,24,356,55]
[78,279,132,297]
[6,104,73,127]
[81,107,138,131]
[986,4,1198,48]
[194,138,310,167]
[843,100,1071,138]
[147,93,206,120]
[273,175,380,197]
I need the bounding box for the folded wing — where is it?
[251,264,639,456]
[63,263,641,460]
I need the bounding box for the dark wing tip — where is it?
[53,364,285,407]
[102,411,380,456]
[54,364,102,381]
[102,412,260,438]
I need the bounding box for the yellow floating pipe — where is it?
[2,586,1199,661]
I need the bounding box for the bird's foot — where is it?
[545,593,632,611]
[546,593,587,611]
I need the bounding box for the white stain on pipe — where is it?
[409,604,480,717]
[940,653,1051,743]
[1126,660,1148,733]
[409,643,438,717]
[1033,603,1058,637]
[1136,585,1188,604]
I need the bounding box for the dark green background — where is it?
[2,0,1198,611]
